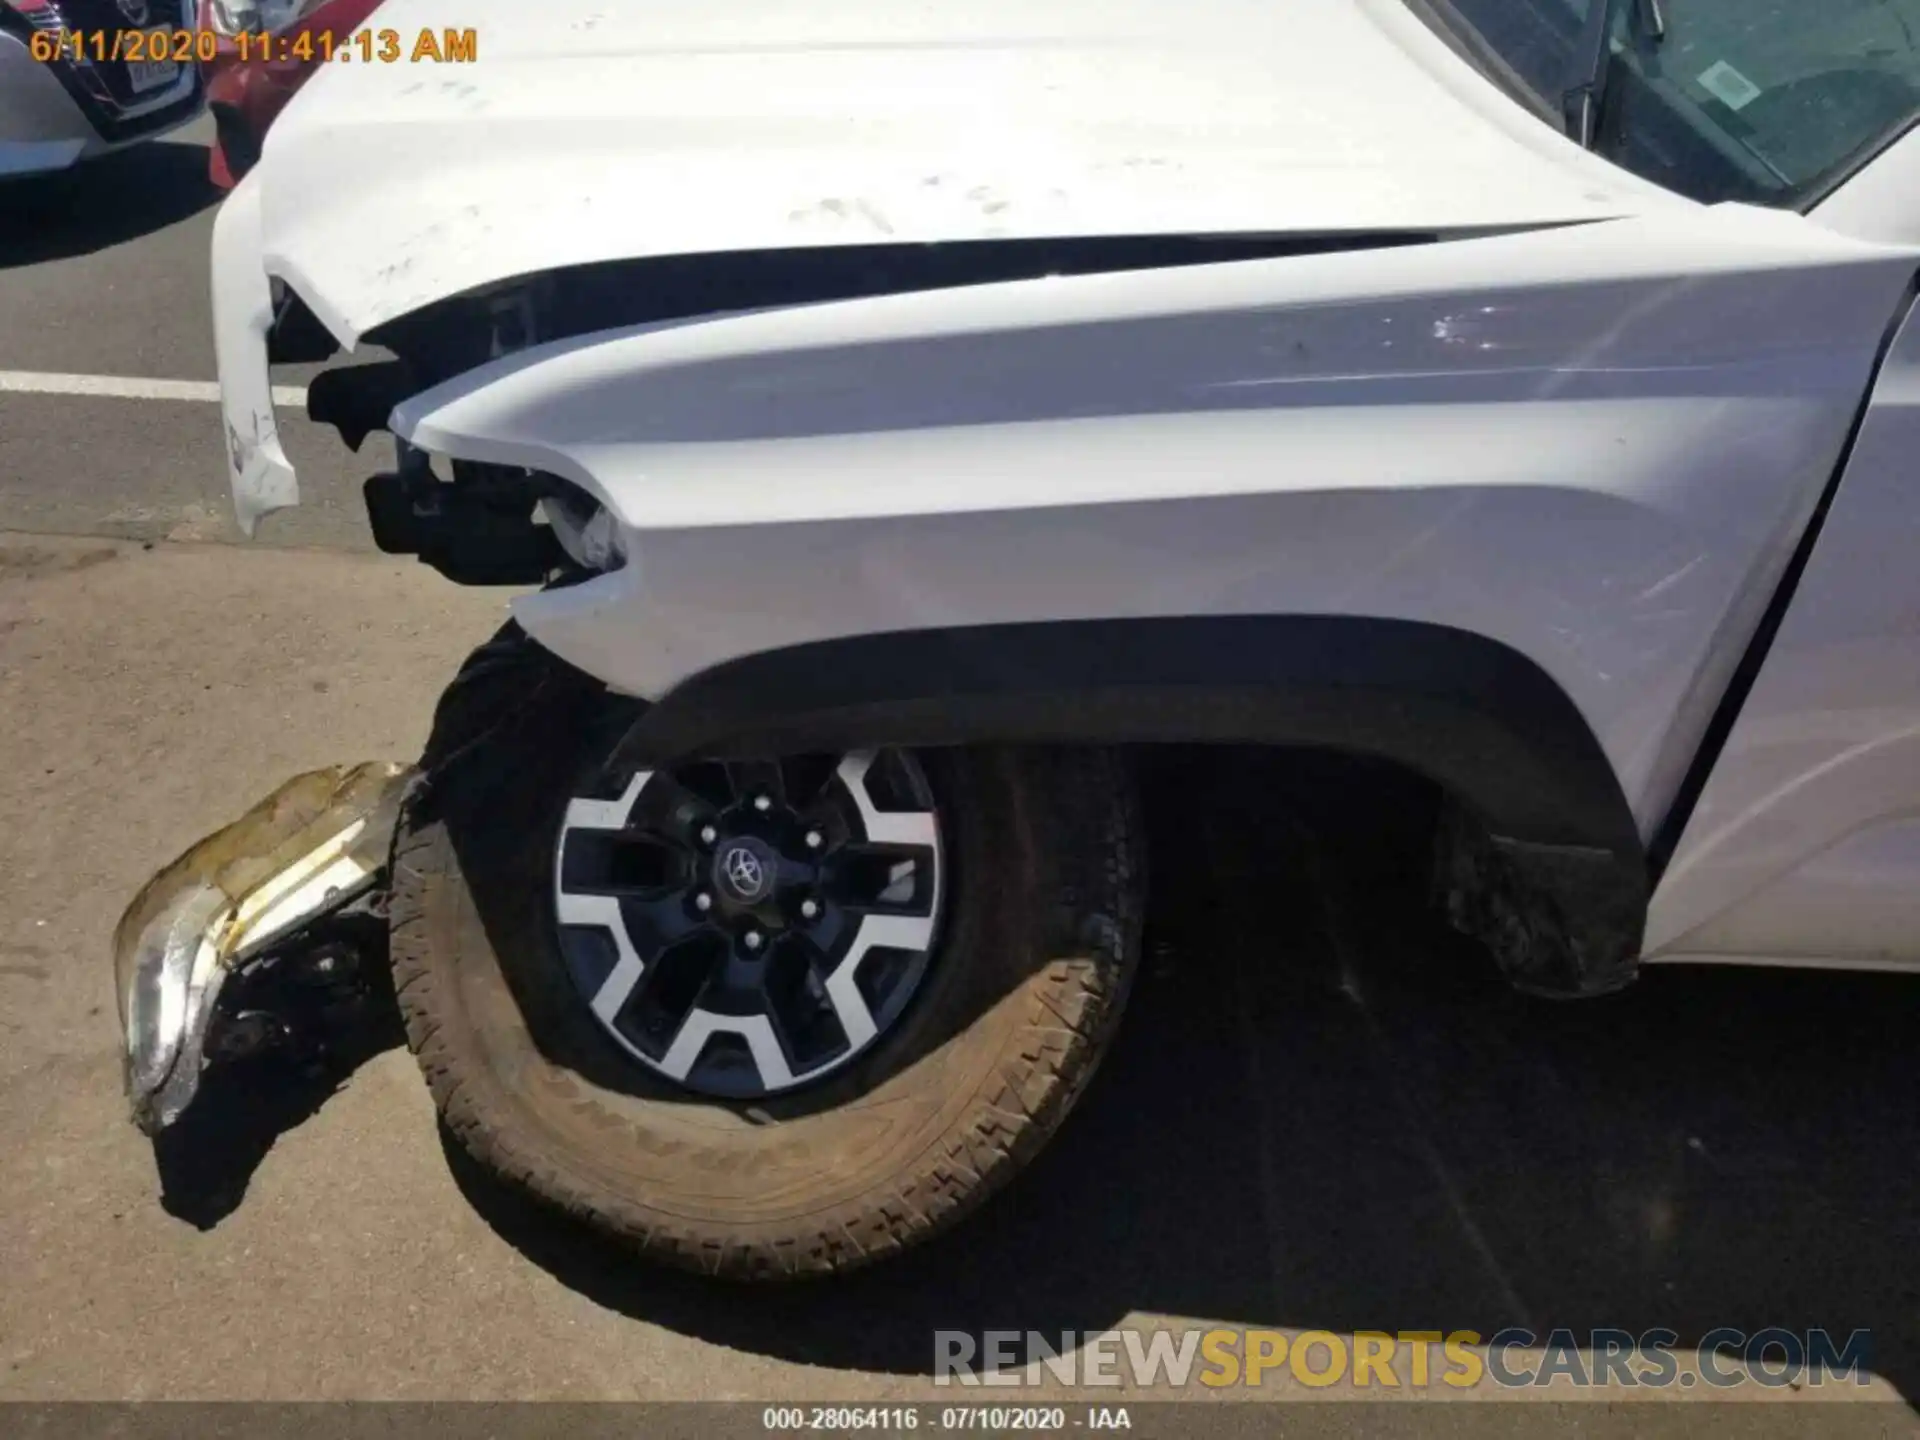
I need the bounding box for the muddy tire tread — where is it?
[389,634,1141,1280]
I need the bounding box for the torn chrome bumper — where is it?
[114,763,412,1134]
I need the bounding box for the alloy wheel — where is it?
[552,749,944,1099]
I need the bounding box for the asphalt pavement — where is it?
[0,117,371,551]
[1,119,1918,1417]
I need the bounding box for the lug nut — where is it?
[743,930,765,952]
[753,794,774,813]
[805,830,824,850]
[694,891,713,913]
[800,898,821,921]
[698,824,718,846]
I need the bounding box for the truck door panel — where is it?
[1646,288,1920,967]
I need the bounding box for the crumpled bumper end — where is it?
[115,762,412,1134]
[212,168,301,537]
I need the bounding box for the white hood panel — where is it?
[257,0,1683,342]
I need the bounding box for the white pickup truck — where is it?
[124,0,1920,1277]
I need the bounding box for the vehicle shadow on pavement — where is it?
[445,752,1920,1408]
[0,140,218,269]
[149,936,406,1229]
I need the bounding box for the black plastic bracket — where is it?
[363,472,562,586]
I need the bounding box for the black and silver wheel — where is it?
[553,751,944,1099]
[390,627,1145,1278]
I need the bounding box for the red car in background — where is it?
[199,0,382,187]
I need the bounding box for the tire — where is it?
[389,627,1145,1278]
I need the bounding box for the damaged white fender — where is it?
[389,206,1918,838]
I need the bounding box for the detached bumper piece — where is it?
[114,763,413,1134]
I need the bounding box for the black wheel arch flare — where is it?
[611,615,1649,998]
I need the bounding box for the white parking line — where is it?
[0,371,308,408]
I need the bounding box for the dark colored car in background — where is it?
[199,0,381,187]
[1,0,206,179]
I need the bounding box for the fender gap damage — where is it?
[300,230,1447,585]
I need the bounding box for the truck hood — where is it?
[254,0,1686,346]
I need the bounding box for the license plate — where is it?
[127,33,179,95]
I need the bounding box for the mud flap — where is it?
[113,763,414,1133]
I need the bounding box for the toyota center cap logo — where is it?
[719,843,771,902]
[118,0,149,24]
